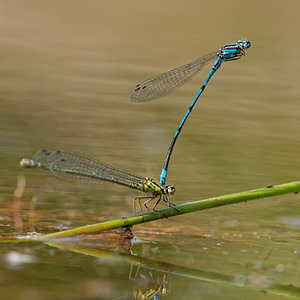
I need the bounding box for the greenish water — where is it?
[0,0,299,299]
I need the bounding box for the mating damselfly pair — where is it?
[21,40,251,213]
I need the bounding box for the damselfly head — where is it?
[166,185,176,195]
[218,39,251,61]
[237,40,251,49]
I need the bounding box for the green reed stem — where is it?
[33,180,300,240]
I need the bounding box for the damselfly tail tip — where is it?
[20,158,38,168]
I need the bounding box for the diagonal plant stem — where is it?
[33,181,300,240]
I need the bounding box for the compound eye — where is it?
[237,40,251,49]
[167,186,176,194]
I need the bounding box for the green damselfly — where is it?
[20,149,176,212]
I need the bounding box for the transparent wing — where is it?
[32,149,145,186]
[130,51,218,102]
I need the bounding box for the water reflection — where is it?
[122,266,169,299]
[30,236,300,299]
